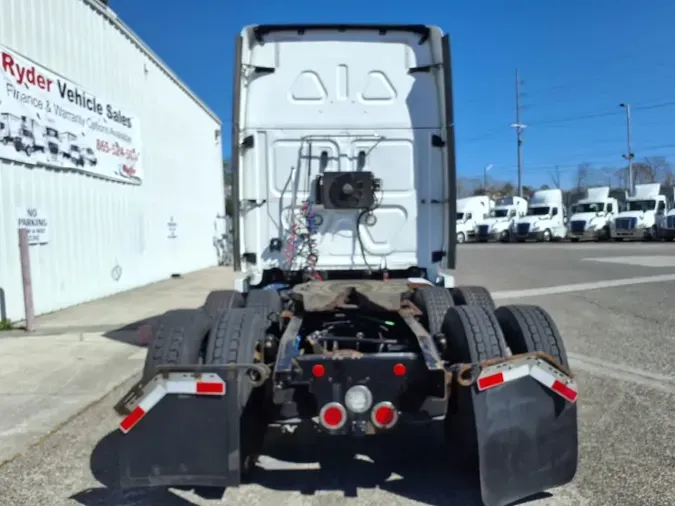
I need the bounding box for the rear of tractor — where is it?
[115,281,578,506]
[112,22,578,506]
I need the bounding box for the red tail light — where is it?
[371,402,398,429]
[319,402,347,430]
[393,363,406,376]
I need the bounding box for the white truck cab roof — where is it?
[457,195,491,213]
[231,24,455,287]
[578,186,610,203]
[528,188,563,206]
[620,183,663,212]
[627,183,661,200]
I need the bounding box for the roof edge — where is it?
[83,0,221,125]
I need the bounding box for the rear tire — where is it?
[451,286,496,311]
[203,290,245,321]
[494,304,569,367]
[205,308,267,478]
[413,286,454,335]
[441,306,509,466]
[246,289,282,331]
[142,309,211,381]
[441,305,509,365]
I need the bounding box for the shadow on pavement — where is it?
[71,422,551,506]
[102,315,161,347]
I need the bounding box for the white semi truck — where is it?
[112,24,580,506]
[475,196,528,242]
[456,195,493,243]
[662,188,675,241]
[611,183,667,241]
[566,186,619,242]
[514,189,568,242]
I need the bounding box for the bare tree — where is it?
[575,163,592,190]
[615,165,629,189]
[457,177,482,198]
[599,166,615,187]
[549,165,561,189]
[632,162,656,184]
[643,156,672,185]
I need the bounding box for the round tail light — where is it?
[319,402,347,430]
[344,385,373,414]
[371,402,398,429]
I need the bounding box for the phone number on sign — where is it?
[96,140,140,161]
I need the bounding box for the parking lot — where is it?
[1,241,675,506]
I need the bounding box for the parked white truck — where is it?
[662,188,675,241]
[456,195,492,243]
[514,189,567,242]
[566,186,618,242]
[611,183,667,241]
[475,196,528,242]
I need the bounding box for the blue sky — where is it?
[111,0,675,190]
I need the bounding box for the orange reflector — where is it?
[477,372,505,390]
[196,381,225,395]
[120,405,145,433]
[552,380,578,402]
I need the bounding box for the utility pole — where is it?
[511,69,526,197]
[619,103,634,193]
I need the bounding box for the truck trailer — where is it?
[113,24,579,506]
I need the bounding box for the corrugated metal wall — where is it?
[0,0,225,321]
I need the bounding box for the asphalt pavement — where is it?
[1,242,675,506]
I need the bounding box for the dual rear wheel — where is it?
[142,288,281,478]
[413,285,570,464]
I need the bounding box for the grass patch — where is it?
[0,319,15,331]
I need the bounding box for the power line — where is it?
[526,100,675,127]
[461,99,675,142]
[475,142,675,175]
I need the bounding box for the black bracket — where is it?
[409,63,442,74]
[431,134,446,148]
[241,135,254,149]
[253,66,275,75]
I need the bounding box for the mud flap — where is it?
[473,376,578,506]
[116,365,249,489]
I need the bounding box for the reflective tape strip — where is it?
[475,357,579,404]
[530,364,578,403]
[164,378,226,396]
[477,363,530,391]
[118,373,226,434]
[119,384,167,434]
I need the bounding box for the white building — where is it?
[0,0,226,322]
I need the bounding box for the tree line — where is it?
[461,156,674,204]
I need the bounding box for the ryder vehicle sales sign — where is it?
[0,45,142,184]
